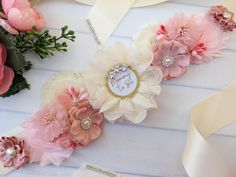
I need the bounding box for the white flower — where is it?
[82,43,162,123]
[42,71,83,105]
[132,24,158,50]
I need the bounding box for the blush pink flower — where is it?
[0,136,29,169]
[0,0,45,33]
[21,103,74,166]
[190,16,226,64]
[0,44,14,95]
[21,132,74,166]
[209,5,236,32]
[22,103,69,142]
[156,13,203,48]
[153,40,190,80]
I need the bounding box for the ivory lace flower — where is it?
[0,136,29,169]
[83,43,162,123]
[153,40,190,80]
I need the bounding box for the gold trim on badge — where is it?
[105,65,140,99]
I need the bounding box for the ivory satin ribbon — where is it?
[183,84,236,177]
[84,0,167,48]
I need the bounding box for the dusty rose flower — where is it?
[209,5,236,31]
[0,44,14,95]
[0,136,29,169]
[69,105,104,146]
[153,40,190,80]
[1,0,45,33]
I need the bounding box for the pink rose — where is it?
[0,44,14,95]
[0,0,45,33]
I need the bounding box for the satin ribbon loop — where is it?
[183,85,236,177]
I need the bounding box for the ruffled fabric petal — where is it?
[0,66,14,95]
[131,93,157,109]
[125,109,147,124]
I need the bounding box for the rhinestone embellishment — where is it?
[162,55,174,67]
[6,147,17,158]
[223,11,233,20]
[107,64,128,80]
[80,117,92,130]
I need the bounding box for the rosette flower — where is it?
[69,105,104,146]
[0,136,29,169]
[153,40,190,80]
[209,5,236,32]
[0,0,45,33]
[83,43,163,123]
[0,44,14,95]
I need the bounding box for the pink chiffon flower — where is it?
[0,44,14,95]
[153,40,190,80]
[0,0,45,34]
[20,103,74,166]
[0,136,29,169]
[21,133,73,166]
[156,13,203,48]
[209,5,236,32]
[190,16,226,64]
[22,103,69,142]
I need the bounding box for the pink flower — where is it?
[0,136,29,169]
[153,40,190,80]
[69,105,104,146]
[59,86,104,146]
[0,44,14,95]
[0,0,45,33]
[22,103,69,142]
[21,132,74,166]
[21,104,74,166]
[190,16,226,64]
[209,5,236,32]
[155,13,227,65]
[156,13,203,48]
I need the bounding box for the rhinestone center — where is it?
[6,147,17,158]
[80,117,92,130]
[162,55,175,67]
[41,113,55,125]
[223,11,232,20]
[107,64,139,98]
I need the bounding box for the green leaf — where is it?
[0,29,30,72]
[0,73,30,98]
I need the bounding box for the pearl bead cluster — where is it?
[108,64,128,80]
[162,55,175,68]
[80,117,93,130]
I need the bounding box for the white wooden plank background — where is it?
[1,0,236,176]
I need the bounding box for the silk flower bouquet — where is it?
[0,0,76,98]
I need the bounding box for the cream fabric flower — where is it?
[42,71,83,105]
[132,24,158,50]
[82,43,162,123]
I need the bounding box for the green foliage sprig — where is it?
[13,25,76,59]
